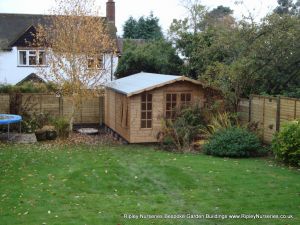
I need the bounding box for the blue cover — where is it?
[0,114,22,125]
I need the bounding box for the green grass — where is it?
[0,144,299,225]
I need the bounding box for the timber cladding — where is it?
[0,93,104,124]
[105,80,217,143]
[238,95,300,143]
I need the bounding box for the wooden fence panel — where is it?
[80,97,100,124]
[238,98,249,124]
[250,96,264,130]
[280,98,299,126]
[40,95,60,117]
[0,93,104,125]
[296,101,300,118]
[262,97,277,143]
[0,94,10,113]
[62,96,82,123]
[238,95,300,143]
[21,94,41,115]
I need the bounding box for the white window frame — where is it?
[17,49,47,67]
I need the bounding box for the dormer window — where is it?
[18,49,46,66]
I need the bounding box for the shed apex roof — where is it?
[106,72,206,97]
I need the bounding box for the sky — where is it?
[0,0,279,36]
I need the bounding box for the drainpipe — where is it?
[110,53,113,81]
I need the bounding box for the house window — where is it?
[166,93,177,120]
[29,51,37,65]
[18,50,46,66]
[19,51,27,65]
[180,93,192,106]
[87,55,103,69]
[141,93,152,128]
[39,51,46,65]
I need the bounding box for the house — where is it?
[0,0,118,85]
[104,72,222,143]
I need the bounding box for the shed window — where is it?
[166,93,177,120]
[180,93,192,106]
[141,93,152,128]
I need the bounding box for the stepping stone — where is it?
[0,133,37,143]
[77,128,99,135]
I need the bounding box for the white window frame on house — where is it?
[17,49,46,67]
[87,55,104,70]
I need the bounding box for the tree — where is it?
[170,0,300,110]
[169,2,235,79]
[115,40,183,78]
[200,13,300,109]
[208,5,233,18]
[123,13,163,39]
[123,16,138,39]
[204,5,235,28]
[35,0,115,130]
[274,0,300,15]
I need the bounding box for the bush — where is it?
[200,112,240,138]
[21,113,52,134]
[272,120,300,167]
[0,82,57,94]
[35,125,57,141]
[203,127,264,157]
[52,117,70,138]
[160,105,205,152]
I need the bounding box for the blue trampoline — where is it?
[0,114,22,139]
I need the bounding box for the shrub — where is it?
[52,117,70,138]
[35,125,57,141]
[160,105,205,152]
[203,127,264,157]
[0,82,57,94]
[21,112,52,133]
[200,112,240,138]
[272,120,300,167]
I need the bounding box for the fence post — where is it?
[248,95,252,123]
[59,96,63,117]
[294,100,297,120]
[99,95,104,126]
[276,96,281,132]
[262,97,266,140]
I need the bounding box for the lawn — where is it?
[0,143,299,225]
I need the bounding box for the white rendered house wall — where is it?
[0,47,118,85]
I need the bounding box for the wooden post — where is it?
[294,100,297,120]
[249,95,252,123]
[39,94,42,113]
[99,96,104,126]
[59,96,63,117]
[262,97,266,140]
[80,98,83,124]
[276,96,281,132]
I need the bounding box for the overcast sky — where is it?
[0,0,278,36]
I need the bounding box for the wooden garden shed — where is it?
[104,72,221,143]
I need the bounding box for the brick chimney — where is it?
[106,0,115,25]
